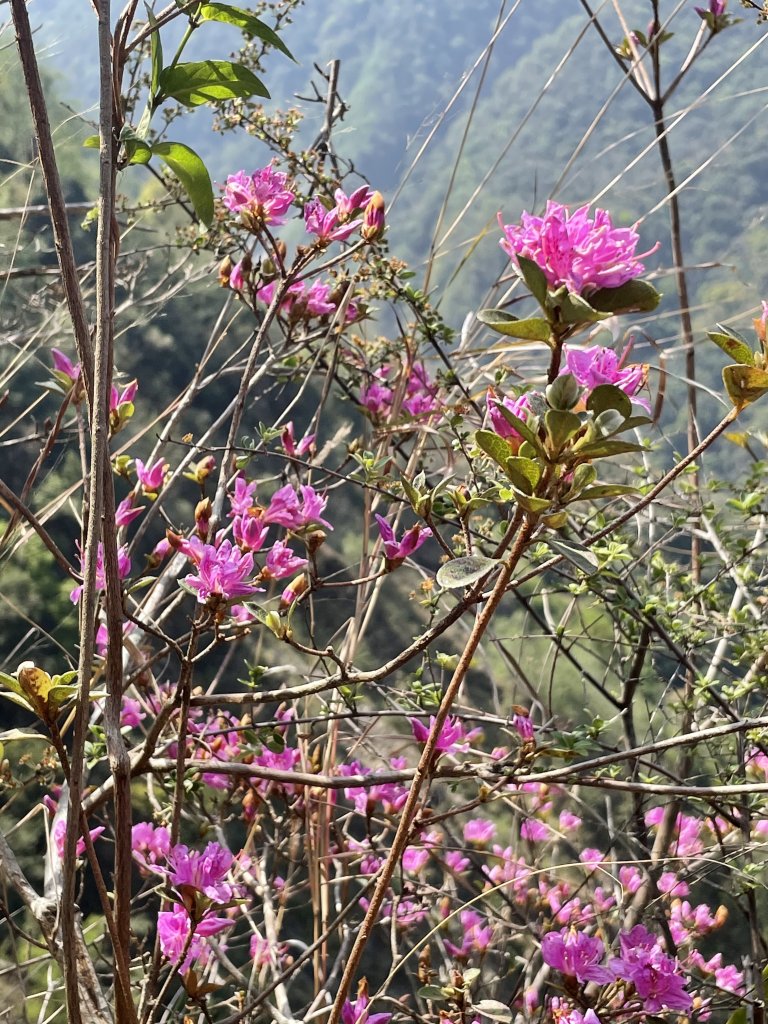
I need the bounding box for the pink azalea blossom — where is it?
[263,540,308,580]
[120,697,145,729]
[341,991,392,1024]
[131,822,171,872]
[232,513,269,553]
[281,421,315,458]
[487,390,533,451]
[375,515,432,568]
[696,0,726,18]
[609,925,692,1013]
[229,477,258,517]
[541,927,613,983]
[134,457,168,495]
[157,905,232,973]
[445,909,493,958]
[402,363,440,417]
[229,259,246,291]
[115,493,144,527]
[334,184,374,222]
[445,849,470,873]
[51,347,81,385]
[499,200,656,296]
[167,841,234,904]
[548,999,601,1024]
[305,280,338,316]
[360,377,394,416]
[264,483,333,531]
[110,379,138,412]
[512,710,534,741]
[561,345,647,402]
[70,541,131,604]
[304,197,361,245]
[222,166,295,227]
[410,715,470,756]
[182,539,260,603]
[53,818,105,858]
[464,818,496,844]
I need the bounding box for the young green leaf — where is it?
[436,556,501,590]
[197,4,295,60]
[544,537,599,575]
[476,309,552,342]
[158,60,269,107]
[589,278,661,314]
[152,141,214,226]
[722,364,768,409]
[707,330,755,367]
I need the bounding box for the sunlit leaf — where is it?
[515,255,548,307]
[476,309,552,342]
[589,278,661,314]
[436,556,501,590]
[197,4,295,59]
[708,329,754,367]
[722,364,768,409]
[158,60,269,107]
[152,141,214,225]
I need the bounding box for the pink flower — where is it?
[512,710,534,741]
[110,380,138,411]
[167,841,234,904]
[70,541,131,604]
[559,810,582,831]
[304,197,361,245]
[341,991,392,1024]
[541,927,613,984]
[115,493,144,527]
[410,715,470,756]
[486,390,533,451]
[402,363,440,418]
[375,515,432,569]
[609,925,692,1013]
[305,280,338,316]
[445,909,493,958]
[222,166,295,227]
[131,822,171,872]
[561,345,646,401]
[263,540,308,580]
[134,457,167,495]
[53,819,105,858]
[264,483,333,531]
[334,184,374,222]
[548,1000,602,1024]
[696,0,726,19]
[464,818,496,844]
[232,513,269,553]
[182,539,260,603]
[229,477,258,517]
[521,818,549,842]
[499,201,656,296]
[360,378,393,416]
[281,421,315,458]
[229,259,246,291]
[120,697,145,729]
[157,905,232,973]
[51,347,81,385]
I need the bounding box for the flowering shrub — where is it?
[2,3,768,1024]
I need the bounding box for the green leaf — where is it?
[545,373,581,411]
[504,456,541,494]
[436,556,501,590]
[476,309,552,342]
[472,1000,513,1023]
[594,408,626,437]
[722,364,768,409]
[724,1010,747,1024]
[158,60,269,107]
[586,383,632,420]
[545,538,599,575]
[515,255,548,307]
[83,134,100,148]
[548,287,608,325]
[418,986,448,1001]
[545,409,582,449]
[508,488,550,513]
[152,141,214,226]
[197,4,295,60]
[475,429,513,469]
[147,4,163,96]
[708,330,755,367]
[576,484,640,501]
[125,137,153,164]
[573,438,645,458]
[589,277,661,314]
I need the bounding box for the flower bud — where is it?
[218,255,233,287]
[195,498,212,539]
[361,191,385,242]
[305,529,326,554]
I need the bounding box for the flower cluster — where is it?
[222,165,295,228]
[499,200,655,296]
[360,362,440,420]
